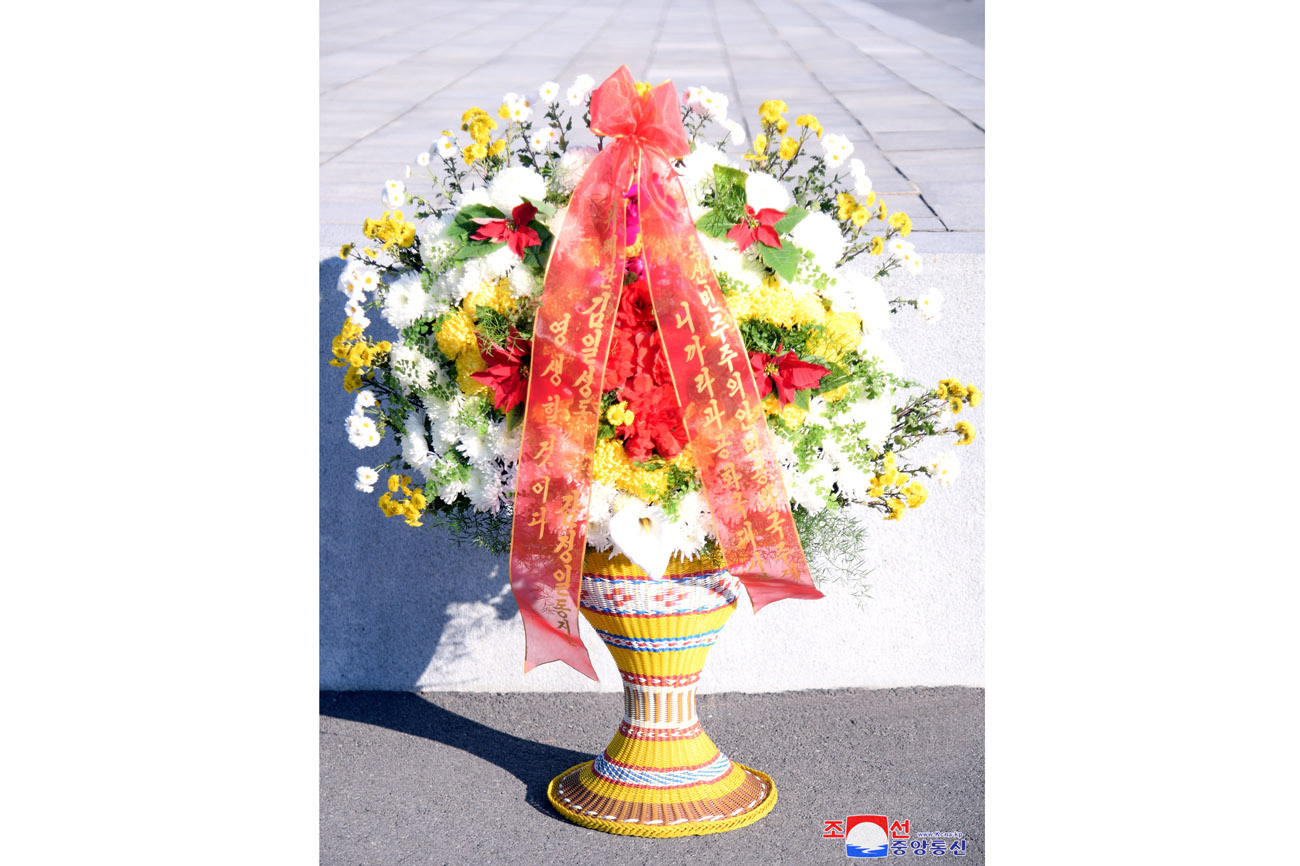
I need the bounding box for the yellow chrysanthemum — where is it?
[753,133,768,152]
[606,402,635,427]
[851,206,870,228]
[489,138,507,157]
[775,117,789,134]
[461,107,488,126]
[462,144,478,165]
[737,282,798,328]
[954,421,976,446]
[468,115,496,143]
[876,200,887,220]
[778,136,800,160]
[435,308,478,360]
[497,103,512,120]
[338,244,353,259]
[361,211,416,251]
[455,351,490,398]
[794,114,823,137]
[342,366,364,393]
[836,193,857,221]
[949,398,963,414]
[761,394,807,427]
[902,481,928,509]
[884,498,906,521]
[464,277,515,319]
[967,385,983,407]
[889,211,913,237]
[793,294,827,328]
[347,342,375,368]
[808,311,860,362]
[822,384,850,403]
[869,236,884,256]
[758,99,787,123]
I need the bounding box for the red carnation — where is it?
[750,346,829,408]
[471,201,542,258]
[470,331,531,412]
[726,204,786,252]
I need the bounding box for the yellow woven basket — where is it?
[546,549,777,836]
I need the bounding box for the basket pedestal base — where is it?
[546,550,777,837]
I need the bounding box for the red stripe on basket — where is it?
[619,671,701,687]
[617,720,704,741]
[587,762,739,791]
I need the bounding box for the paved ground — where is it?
[320,0,984,260]
[321,687,985,865]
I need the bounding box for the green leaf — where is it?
[757,241,800,283]
[455,203,506,222]
[793,388,812,413]
[505,403,526,432]
[714,164,747,196]
[522,196,556,217]
[695,208,737,239]
[773,206,808,235]
[454,240,502,261]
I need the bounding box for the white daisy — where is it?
[917,290,942,321]
[347,415,380,449]
[929,451,960,486]
[353,389,378,413]
[382,179,405,208]
[724,119,746,146]
[849,158,872,197]
[355,466,379,493]
[539,81,560,103]
[435,135,457,159]
[416,151,430,167]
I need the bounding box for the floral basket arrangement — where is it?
[327,67,980,836]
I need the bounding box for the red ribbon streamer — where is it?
[509,67,823,680]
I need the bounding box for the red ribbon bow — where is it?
[509,67,823,680]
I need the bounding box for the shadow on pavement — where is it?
[320,691,592,819]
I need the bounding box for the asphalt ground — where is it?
[321,687,985,864]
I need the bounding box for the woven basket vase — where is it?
[546,548,777,837]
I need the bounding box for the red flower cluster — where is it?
[749,346,829,408]
[470,330,530,412]
[471,201,542,258]
[607,276,688,461]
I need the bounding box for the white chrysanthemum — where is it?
[401,411,435,480]
[416,151,430,167]
[388,343,439,393]
[456,185,491,209]
[849,158,872,197]
[827,268,891,334]
[788,211,845,272]
[573,73,595,92]
[456,255,514,303]
[380,270,432,330]
[917,290,942,321]
[382,179,405,208]
[700,235,761,290]
[834,461,875,501]
[857,332,904,377]
[418,216,455,267]
[585,482,620,552]
[508,265,541,300]
[353,389,378,413]
[553,146,597,195]
[539,81,560,103]
[344,295,366,322]
[901,247,923,276]
[456,426,490,465]
[845,395,894,450]
[677,143,729,205]
[783,460,830,514]
[566,86,585,107]
[669,489,715,560]
[929,451,959,487]
[886,236,912,258]
[724,119,746,145]
[354,466,379,493]
[770,431,797,467]
[487,166,546,214]
[435,135,457,159]
[429,264,463,310]
[685,86,729,122]
[744,170,791,212]
[466,465,504,512]
[486,419,521,464]
[347,415,380,449]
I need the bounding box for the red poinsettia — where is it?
[470,331,531,412]
[750,346,830,408]
[471,201,542,258]
[727,204,786,252]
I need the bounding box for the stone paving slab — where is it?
[319,0,984,259]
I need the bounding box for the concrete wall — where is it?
[319,253,983,692]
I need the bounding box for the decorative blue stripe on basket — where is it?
[592,751,733,788]
[591,627,725,652]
